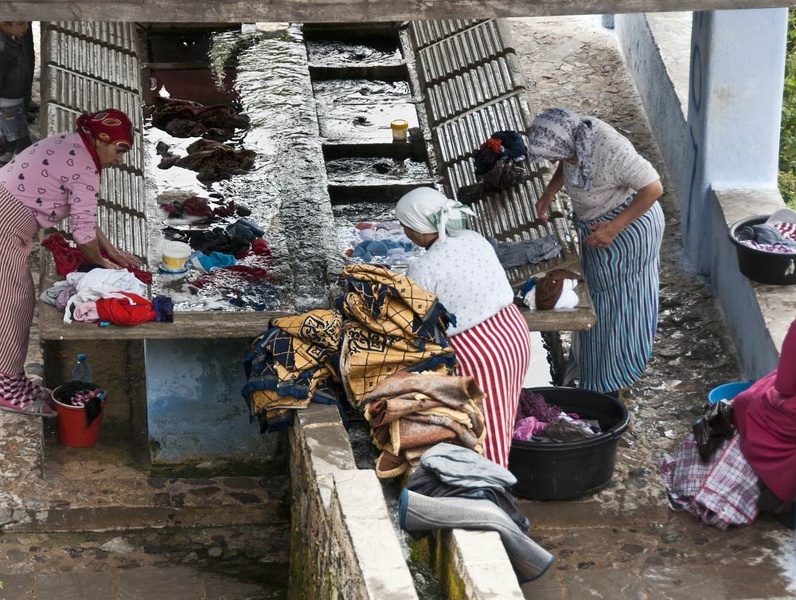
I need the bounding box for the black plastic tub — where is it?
[729,215,796,285]
[508,387,629,501]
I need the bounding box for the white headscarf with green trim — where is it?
[395,187,475,241]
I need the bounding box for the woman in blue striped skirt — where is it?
[526,108,665,397]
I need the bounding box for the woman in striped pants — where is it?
[396,187,531,468]
[0,109,140,417]
[527,108,665,397]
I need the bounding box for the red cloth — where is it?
[776,319,796,395]
[189,264,272,289]
[250,237,272,257]
[733,319,796,502]
[483,137,503,154]
[76,109,135,171]
[41,232,153,285]
[95,292,156,326]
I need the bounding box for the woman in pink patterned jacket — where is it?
[0,108,140,417]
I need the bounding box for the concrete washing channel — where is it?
[16,20,539,599]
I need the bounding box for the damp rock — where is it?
[99,537,136,554]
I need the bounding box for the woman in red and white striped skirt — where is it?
[396,187,531,468]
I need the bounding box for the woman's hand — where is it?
[586,221,618,249]
[95,226,141,269]
[105,247,141,269]
[586,179,663,250]
[536,191,556,224]
[100,257,122,270]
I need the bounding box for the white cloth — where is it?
[63,269,148,324]
[406,230,514,336]
[523,279,579,310]
[562,117,660,221]
[767,207,796,225]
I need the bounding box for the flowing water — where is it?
[145,24,430,312]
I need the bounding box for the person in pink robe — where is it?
[733,318,796,504]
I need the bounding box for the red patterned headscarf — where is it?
[76,109,134,171]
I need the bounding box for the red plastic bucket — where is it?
[52,387,105,447]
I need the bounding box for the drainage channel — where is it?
[141,21,445,599]
[143,22,434,313]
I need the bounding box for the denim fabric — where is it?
[0,102,28,141]
[399,488,554,583]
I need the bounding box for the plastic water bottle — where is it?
[71,353,93,383]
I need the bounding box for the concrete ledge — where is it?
[289,404,419,599]
[288,404,526,599]
[710,186,793,377]
[332,470,417,599]
[445,530,525,599]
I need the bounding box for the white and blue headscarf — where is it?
[526,108,595,190]
[395,187,475,242]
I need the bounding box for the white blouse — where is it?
[406,229,514,336]
[562,117,660,222]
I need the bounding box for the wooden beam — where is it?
[2,0,793,23]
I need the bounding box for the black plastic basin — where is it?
[508,387,630,501]
[729,215,796,285]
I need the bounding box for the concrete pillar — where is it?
[686,8,788,273]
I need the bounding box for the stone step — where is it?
[0,411,289,533]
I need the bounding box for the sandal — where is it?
[0,395,56,418]
[17,376,52,403]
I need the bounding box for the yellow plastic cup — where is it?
[390,119,409,141]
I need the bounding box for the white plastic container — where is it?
[160,241,191,273]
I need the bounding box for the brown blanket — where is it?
[364,371,486,479]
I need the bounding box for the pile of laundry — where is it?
[399,443,555,583]
[488,236,562,271]
[364,371,486,478]
[150,98,251,142]
[241,264,460,439]
[518,268,583,311]
[157,138,257,184]
[53,381,106,427]
[157,195,278,311]
[40,233,174,327]
[150,98,256,184]
[512,388,602,443]
[160,193,242,223]
[342,221,421,267]
[457,130,529,204]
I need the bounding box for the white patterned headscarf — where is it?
[526,108,595,190]
[395,187,475,242]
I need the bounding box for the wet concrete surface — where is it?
[3,16,795,600]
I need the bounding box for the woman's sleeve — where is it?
[67,170,101,244]
[607,135,660,191]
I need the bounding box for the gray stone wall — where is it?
[287,405,418,600]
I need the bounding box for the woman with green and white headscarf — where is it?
[527,107,665,398]
[395,186,531,469]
